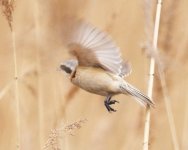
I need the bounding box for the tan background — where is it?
[0,0,188,149]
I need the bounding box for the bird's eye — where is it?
[60,65,72,74]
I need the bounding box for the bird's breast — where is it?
[71,67,121,96]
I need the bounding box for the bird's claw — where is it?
[104,99,119,112]
[109,100,119,105]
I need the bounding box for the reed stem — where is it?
[143,0,162,149]
[12,28,21,149]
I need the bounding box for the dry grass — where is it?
[0,0,188,150]
[0,0,14,30]
[43,119,87,150]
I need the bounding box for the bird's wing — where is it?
[65,21,123,75]
[119,61,132,78]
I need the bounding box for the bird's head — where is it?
[60,59,78,76]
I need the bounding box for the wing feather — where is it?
[119,61,132,77]
[66,20,123,75]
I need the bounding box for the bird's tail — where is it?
[120,82,155,107]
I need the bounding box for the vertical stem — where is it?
[143,0,162,150]
[158,71,179,150]
[182,91,188,149]
[12,29,21,149]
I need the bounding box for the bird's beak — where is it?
[60,64,72,74]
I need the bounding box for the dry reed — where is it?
[182,92,188,149]
[143,0,162,149]
[158,69,180,150]
[43,119,87,150]
[1,0,23,148]
[12,30,21,149]
[143,0,180,150]
[152,1,180,149]
[0,1,21,149]
[0,0,14,30]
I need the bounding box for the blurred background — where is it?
[0,0,188,149]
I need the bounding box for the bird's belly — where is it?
[71,68,120,96]
[79,82,109,96]
[72,76,111,96]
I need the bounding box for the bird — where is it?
[60,20,154,112]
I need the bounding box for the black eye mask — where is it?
[60,65,72,74]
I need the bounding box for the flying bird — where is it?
[60,20,154,112]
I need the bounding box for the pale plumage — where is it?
[66,21,128,76]
[60,20,154,112]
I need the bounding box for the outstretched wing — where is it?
[65,20,123,75]
[119,61,132,78]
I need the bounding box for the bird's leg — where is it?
[104,95,119,112]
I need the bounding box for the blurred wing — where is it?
[66,21,123,75]
[119,61,132,77]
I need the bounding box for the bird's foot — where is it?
[104,99,119,112]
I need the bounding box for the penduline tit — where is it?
[60,20,155,112]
